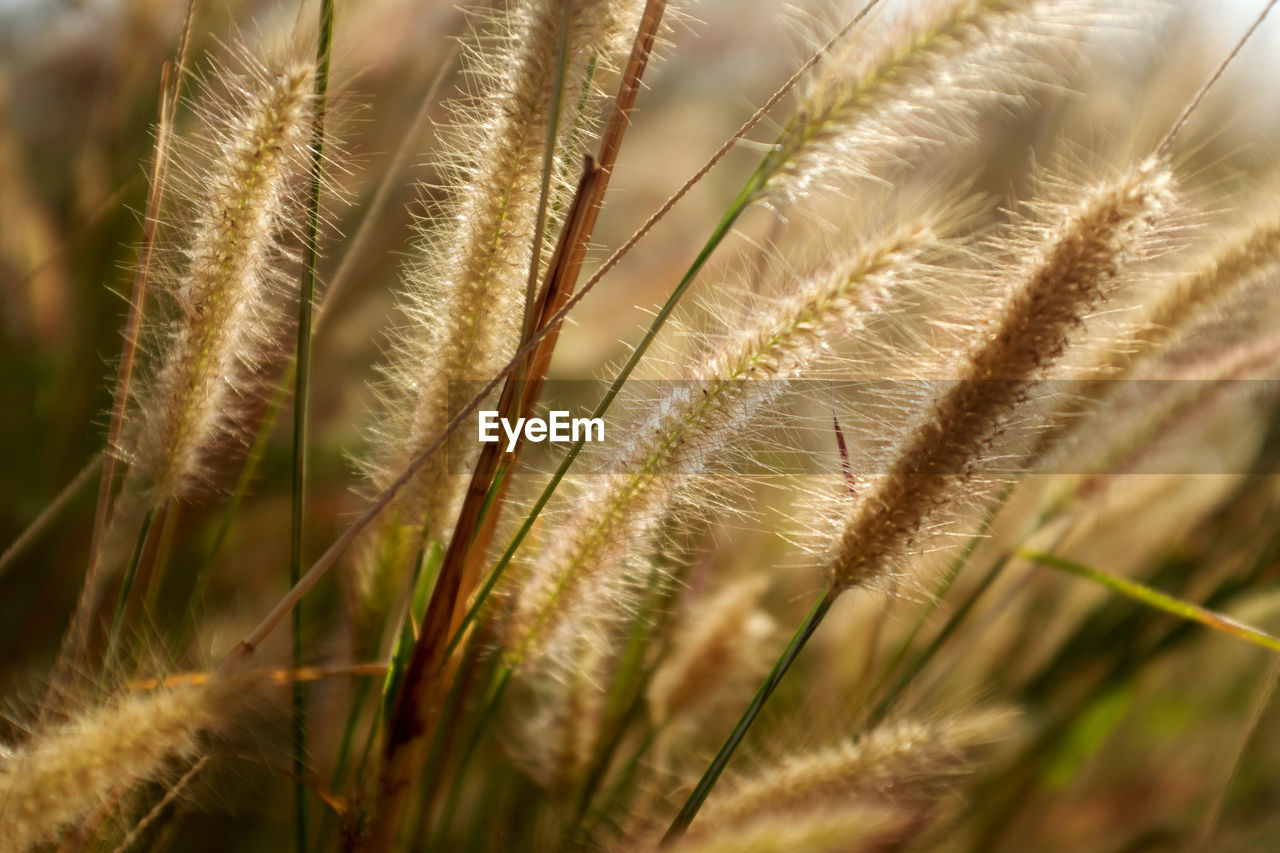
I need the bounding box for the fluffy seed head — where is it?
[1136,207,1280,361]
[504,635,612,793]
[825,157,1175,591]
[0,674,258,851]
[766,0,1117,202]
[660,803,909,853]
[125,55,316,504]
[683,709,1018,840]
[1028,202,1280,471]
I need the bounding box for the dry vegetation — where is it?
[2,0,1280,850]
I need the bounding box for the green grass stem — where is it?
[1020,549,1280,654]
[289,2,334,846]
[663,586,835,843]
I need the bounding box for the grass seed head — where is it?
[0,670,264,852]
[823,156,1176,592]
[124,53,317,505]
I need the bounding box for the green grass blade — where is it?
[103,506,157,671]
[663,587,835,843]
[289,2,334,847]
[1019,549,1280,654]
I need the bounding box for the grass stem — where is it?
[663,587,835,843]
[289,2,334,847]
[1020,549,1280,654]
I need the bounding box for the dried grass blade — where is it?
[73,2,195,667]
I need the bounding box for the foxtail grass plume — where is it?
[1070,324,1280,503]
[1030,200,1280,470]
[502,222,937,669]
[0,673,259,852]
[505,635,613,793]
[1133,208,1280,362]
[676,709,1017,845]
[762,0,1117,202]
[124,54,317,505]
[822,156,1175,593]
[660,803,908,853]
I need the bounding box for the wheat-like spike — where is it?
[684,709,1017,839]
[0,674,256,852]
[351,0,643,631]
[124,55,316,504]
[1028,205,1280,470]
[764,0,1116,202]
[825,157,1175,591]
[647,576,775,727]
[503,222,936,669]
[1136,211,1280,357]
[1070,327,1280,503]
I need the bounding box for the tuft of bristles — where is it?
[821,156,1176,592]
[504,635,614,793]
[0,672,260,852]
[124,55,317,505]
[665,709,1017,848]
[764,0,1120,202]
[501,222,937,669]
[659,803,909,853]
[1029,199,1280,472]
[1136,208,1280,358]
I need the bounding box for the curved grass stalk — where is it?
[0,452,101,580]
[1018,549,1280,654]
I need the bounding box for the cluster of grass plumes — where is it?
[3,0,1280,851]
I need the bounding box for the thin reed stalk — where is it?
[288,2,335,846]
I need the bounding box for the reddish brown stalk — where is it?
[381,163,601,818]
[455,159,604,620]
[72,0,196,666]
[362,5,668,848]
[407,171,605,795]
[416,0,668,616]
